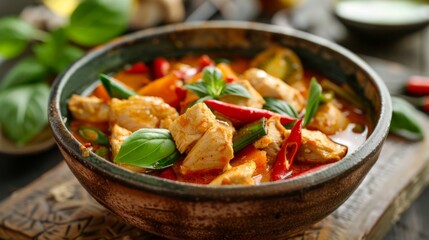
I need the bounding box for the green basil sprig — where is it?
[263,97,298,118]
[114,128,181,169]
[390,97,425,141]
[0,83,49,146]
[184,67,250,100]
[303,77,322,127]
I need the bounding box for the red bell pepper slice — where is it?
[198,55,214,71]
[153,57,170,79]
[204,99,296,125]
[159,167,177,181]
[271,119,303,181]
[125,62,149,74]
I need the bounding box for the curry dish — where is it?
[67,46,370,185]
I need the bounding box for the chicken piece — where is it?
[110,124,132,159]
[307,102,349,135]
[169,103,217,153]
[209,161,256,186]
[243,68,305,112]
[110,96,178,132]
[68,94,110,122]
[219,79,265,108]
[295,129,347,163]
[253,116,288,164]
[180,123,234,175]
[110,124,146,172]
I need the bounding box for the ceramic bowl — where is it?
[49,21,392,240]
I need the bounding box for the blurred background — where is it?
[0,0,428,239]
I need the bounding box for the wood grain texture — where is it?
[1,112,429,240]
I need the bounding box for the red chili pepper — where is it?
[406,76,429,96]
[125,62,149,74]
[159,167,177,181]
[198,55,214,71]
[271,119,303,181]
[153,57,170,79]
[204,99,296,125]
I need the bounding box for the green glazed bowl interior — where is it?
[49,21,392,238]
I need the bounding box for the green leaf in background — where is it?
[33,28,84,74]
[390,97,425,141]
[223,83,251,98]
[66,0,131,46]
[0,17,40,59]
[0,57,49,91]
[114,128,181,169]
[263,97,298,118]
[303,77,322,126]
[0,83,50,146]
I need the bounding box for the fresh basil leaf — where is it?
[114,128,181,169]
[390,97,424,141]
[0,83,49,146]
[0,17,36,59]
[66,0,131,46]
[33,28,84,74]
[223,83,251,98]
[0,57,49,91]
[263,97,298,118]
[203,67,224,98]
[303,77,322,126]
[183,82,208,97]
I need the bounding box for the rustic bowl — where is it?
[49,21,392,239]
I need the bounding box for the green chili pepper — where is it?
[99,73,137,99]
[233,118,268,153]
[95,146,109,158]
[78,126,109,145]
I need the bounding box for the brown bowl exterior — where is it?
[49,21,391,239]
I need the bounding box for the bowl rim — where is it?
[49,21,392,200]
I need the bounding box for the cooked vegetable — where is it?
[78,126,109,145]
[100,73,137,99]
[233,118,268,153]
[271,119,303,181]
[114,128,181,169]
[204,99,296,125]
[153,57,170,79]
[303,78,322,127]
[125,62,149,74]
[320,79,364,108]
[251,45,303,84]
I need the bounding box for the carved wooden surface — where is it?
[1,111,429,240]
